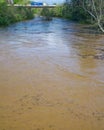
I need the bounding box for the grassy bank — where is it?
[0,2,34,26]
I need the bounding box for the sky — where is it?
[34,0,65,4]
[46,0,65,4]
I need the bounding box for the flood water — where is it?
[0,17,104,130]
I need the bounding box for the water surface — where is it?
[0,17,104,130]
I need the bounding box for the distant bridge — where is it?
[12,4,56,8]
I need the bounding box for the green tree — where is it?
[82,0,104,32]
[41,7,52,20]
[66,0,90,22]
[0,2,34,26]
[14,0,29,4]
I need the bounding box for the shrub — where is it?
[41,8,52,20]
[0,2,34,26]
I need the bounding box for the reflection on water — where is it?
[0,17,104,130]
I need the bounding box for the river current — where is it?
[0,17,104,130]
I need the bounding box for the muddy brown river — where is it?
[0,17,104,130]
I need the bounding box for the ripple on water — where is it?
[0,17,104,130]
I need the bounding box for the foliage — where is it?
[0,3,14,25]
[48,3,90,23]
[82,0,104,32]
[51,5,63,17]
[61,4,71,19]
[69,0,104,32]
[0,2,34,26]
[70,6,90,22]
[14,0,29,5]
[1,0,104,32]
[41,8,52,20]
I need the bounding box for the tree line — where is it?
[0,0,104,32]
[64,0,104,32]
[0,1,34,26]
[40,0,104,32]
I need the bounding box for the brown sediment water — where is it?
[0,18,104,130]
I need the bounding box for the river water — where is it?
[0,17,104,130]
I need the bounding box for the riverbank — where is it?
[0,2,34,26]
[40,4,104,33]
[0,2,101,33]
